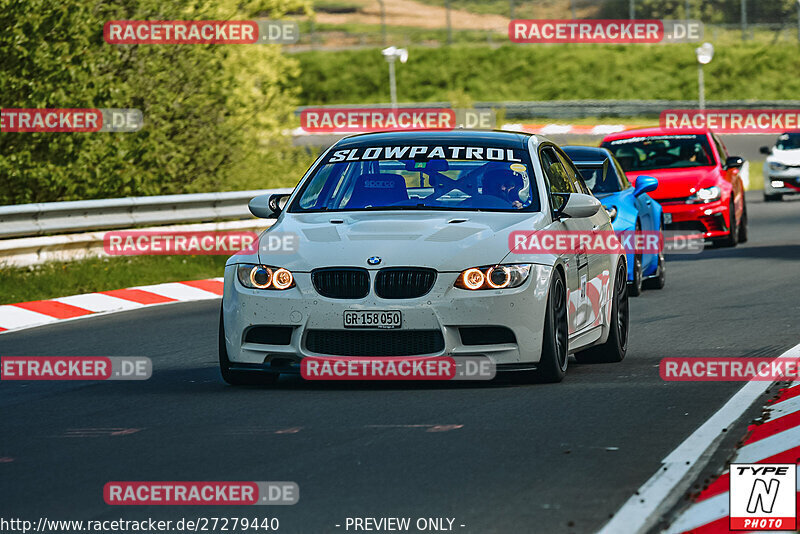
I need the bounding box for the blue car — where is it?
[563,146,665,296]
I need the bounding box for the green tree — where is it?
[0,0,310,205]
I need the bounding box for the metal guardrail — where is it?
[0,189,292,239]
[296,100,800,120]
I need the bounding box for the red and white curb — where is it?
[598,343,800,534]
[500,123,644,135]
[288,123,643,137]
[0,278,224,334]
[665,380,800,534]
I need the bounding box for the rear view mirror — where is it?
[558,193,601,219]
[633,175,658,197]
[759,146,772,155]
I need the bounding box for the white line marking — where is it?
[596,342,800,534]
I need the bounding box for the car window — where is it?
[711,133,727,162]
[574,160,624,194]
[602,134,715,171]
[776,132,800,150]
[540,146,574,211]
[611,157,632,189]
[556,151,590,195]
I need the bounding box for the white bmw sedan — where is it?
[219,130,628,385]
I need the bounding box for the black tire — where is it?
[628,221,643,297]
[219,309,279,386]
[628,253,643,297]
[642,251,666,290]
[574,260,629,364]
[763,193,782,202]
[737,202,748,243]
[716,199,739,248]
[528,270,569,383]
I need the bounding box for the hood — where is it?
[769,148,800,166]
[625,167,718,200]
[254,211,548,272]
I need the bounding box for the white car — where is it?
[761,132,800,201]
[219,130,628,385]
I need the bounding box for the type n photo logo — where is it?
[729,463,797,531]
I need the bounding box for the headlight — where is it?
[769,161,788,171]
[687,186,721,204]
[455,264,531,290]
[604,206,618,222]
[236,264,295,290]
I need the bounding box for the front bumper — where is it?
[764,168,800,195]
[660,198,730,240]
[221,264,553,369]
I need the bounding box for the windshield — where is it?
[776,132,800,150]
[291,144,539,212]
[575,161,628,194]
[601,134,715,171]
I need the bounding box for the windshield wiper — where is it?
[361,204,431,210]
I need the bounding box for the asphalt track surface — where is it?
[1,192,799,534]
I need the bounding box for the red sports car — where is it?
[600,127,748,247]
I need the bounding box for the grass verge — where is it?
[0,256,228,305]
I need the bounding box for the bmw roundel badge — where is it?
[367,256,382,266]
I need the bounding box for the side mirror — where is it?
[249,193,289,219]
[723,156,744,170]
[633,175,658,197]
[269,193,290,214]
[759,146,772,155]
[558,193,601,219]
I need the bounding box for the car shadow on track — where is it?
[122,364,605,393]
[666,243,800,263]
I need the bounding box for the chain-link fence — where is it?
[288,0,800,51]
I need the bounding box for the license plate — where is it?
[343,310,402,329]
[664,213,673,224]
